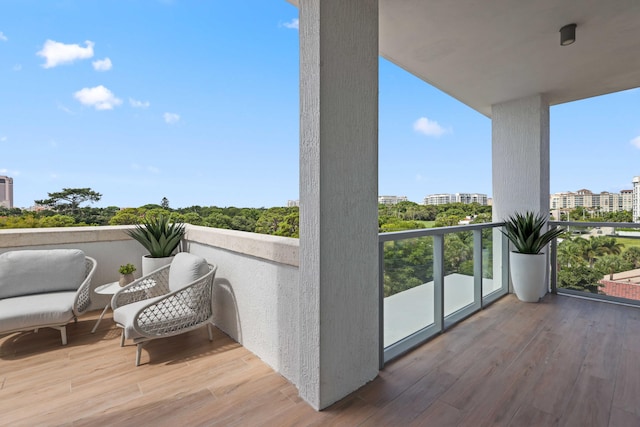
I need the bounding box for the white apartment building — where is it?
[378,195,408,205]
[0,176,13,208]
[378,196,409,205]
[550,188,634,215]
[423,193,488,206]
[633,177,640,222]
[287,200,300,207]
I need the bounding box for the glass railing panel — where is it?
[443,231,475,317]
[481,227,497,297]
[383,236,434,348]
[553,221,640,304]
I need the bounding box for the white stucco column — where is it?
[492,94,550,221]
[299,0,379,410]
[492,94,550,297]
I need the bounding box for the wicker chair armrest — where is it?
[74,256,97,315]
[133,265,216,339]
[112,265,171,309]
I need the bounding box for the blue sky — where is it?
[0,1,639,209]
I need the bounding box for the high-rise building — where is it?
[287,200,300,207]
[0,176,13,208]
[550,188,634,215]
[633,177,640,222]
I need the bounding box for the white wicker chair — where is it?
[111,253,217,366]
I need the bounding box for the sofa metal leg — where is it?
[120,330,125,347]
[61,326,67,346]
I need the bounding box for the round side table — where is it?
[91,282,122,333]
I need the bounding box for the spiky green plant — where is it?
[502,211,564,254]
[127,214,185,258]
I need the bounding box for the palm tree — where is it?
[594,254,630,280]
[575,238,606,268]
[623,246,640,269]
[597,236,624,256]
[558,239,586,268]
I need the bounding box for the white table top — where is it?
[94,281,122,295]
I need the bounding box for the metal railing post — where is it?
[433,234,444,333]
[473,229,483,309]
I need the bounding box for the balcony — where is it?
[2,292,639,425]
[2,224,640,424]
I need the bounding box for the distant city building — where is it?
[287,200,300,207]
[550,187,634,216]
[633,177,640,222]
[378,195,408,205]
[423,193,488,206]
[0,176,13,208]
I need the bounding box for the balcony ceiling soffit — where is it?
[287,0,640,117]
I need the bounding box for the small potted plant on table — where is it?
[118,263,137,287]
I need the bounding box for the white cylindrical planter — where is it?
[142,255,173,276]
[509,252,547,303]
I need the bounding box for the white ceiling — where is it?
[288,0,640,117]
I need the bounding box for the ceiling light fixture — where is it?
[560,23,577,46]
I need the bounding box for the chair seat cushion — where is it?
[113,295,200,340]
[0,292,77,332]
[113,296,164,340]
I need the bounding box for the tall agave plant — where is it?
[127,214,186,258]
[502,211,564,254]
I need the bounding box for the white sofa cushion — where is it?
[168,253,209,292]
[0,249,86,299]
[0,292,77,332]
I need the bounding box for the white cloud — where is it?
[0,136,7,142]
[13,64,22,71]
[73,85,122,110]
[129,98,150,108]
[0,168,20,176]
[57,103,75,115]
[147,166,160,173]
[163,112,180,124]
[92,57,112,71]
[282,18,299,29]
[37,39,94,68]
[631,136,640,149]
[413,117,447,137]
[0,32,7,42]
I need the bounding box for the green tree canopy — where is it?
[35,188,102,217]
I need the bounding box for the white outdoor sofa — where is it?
[0,249,97,345]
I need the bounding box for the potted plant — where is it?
[126,214,186,275]
[502,211,564,302]
[118,263,137,287]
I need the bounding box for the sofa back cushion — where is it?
[0,249,86,299]
[168,252,209,292]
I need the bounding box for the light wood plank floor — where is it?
[2,294,640,426]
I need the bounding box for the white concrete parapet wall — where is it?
[184,225,301,388]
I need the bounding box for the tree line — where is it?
[557,234,640,293]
